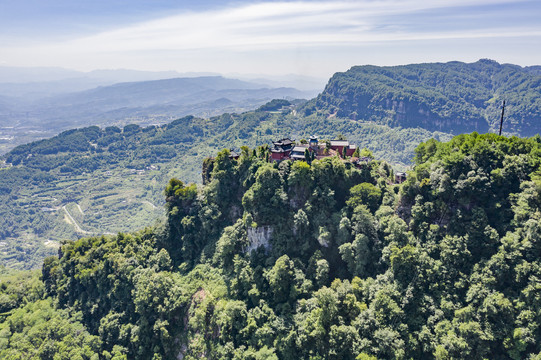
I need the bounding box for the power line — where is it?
[498,100,506,136]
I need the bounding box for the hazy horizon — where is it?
[1,0,540,80]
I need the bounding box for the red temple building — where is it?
[270,138,295,161]
[270,136,357,162]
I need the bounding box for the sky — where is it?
[0,0,540,79]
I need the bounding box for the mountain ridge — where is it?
[0,76,316,154]
[0,105,452,269]
[308,59,541,136]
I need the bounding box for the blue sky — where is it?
[1,0,540,78]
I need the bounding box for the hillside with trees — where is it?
[2,133,541,359]
[5,59,541,269]
[307,59,541,136]
[0,106,450,269]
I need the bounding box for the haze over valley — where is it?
[0,67,321,154]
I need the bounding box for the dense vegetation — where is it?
[2,133,541,359]
[308,59,541,135]
[0,106,450,269]
[5,58,541,268]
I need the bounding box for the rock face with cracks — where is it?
[246,226,273,253]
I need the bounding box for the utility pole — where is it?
[499,100,506,136]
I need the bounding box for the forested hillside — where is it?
[0,105,451,269]
[308,59,541,136]
[5,59,541,269]
[2,133,541,359]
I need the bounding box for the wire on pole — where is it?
[499,100,506,136]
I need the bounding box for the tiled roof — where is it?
[291,154,306,160]
[330,140,350,147]
[271,148,291,153]
[292,145,308,152]
[273,138,294,146]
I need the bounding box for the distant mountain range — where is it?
[0,73,319,154]
[0,66,206,91]
[3,59,541,268]
[22,76,312,126]
[307,59,541,136]
[0,66,325,97]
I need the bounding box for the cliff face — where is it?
[318,86,488,133]
[246,226,273,253]
[388,98,488,133]
[312,60,541,135]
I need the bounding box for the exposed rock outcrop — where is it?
[245,226,273,253]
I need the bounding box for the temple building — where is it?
[270,136,357,162]
[270,138,295,161]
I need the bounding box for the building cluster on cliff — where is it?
[270,136,407,184]
[270,136,356,162]
[222,136,406,184]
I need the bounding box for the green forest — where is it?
[0,107,450,269]
[2,133,541,359]
[5,59,541,270]
[309,59,541,135]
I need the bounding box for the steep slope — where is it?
[309,59,541,135]
[0,106,451,269]
[2,134,541,359]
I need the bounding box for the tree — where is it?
[288,161,313,209]
[360,148,374,159]
[339,234,371,278]
[266,255,298,306]
[347,183,382,213]
[304,149,312,165]
[390,244,418,286]
[242,164,286,225]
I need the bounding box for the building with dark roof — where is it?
[270,136,357,162]
[270,138,294,161]
[290,145,309,161]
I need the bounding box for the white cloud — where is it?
[2,0,540,76]
[63,0,529,51]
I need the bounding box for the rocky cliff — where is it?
[310,60,541,135]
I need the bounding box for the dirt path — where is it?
[63,205,92,234]
[142,200,158,210]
